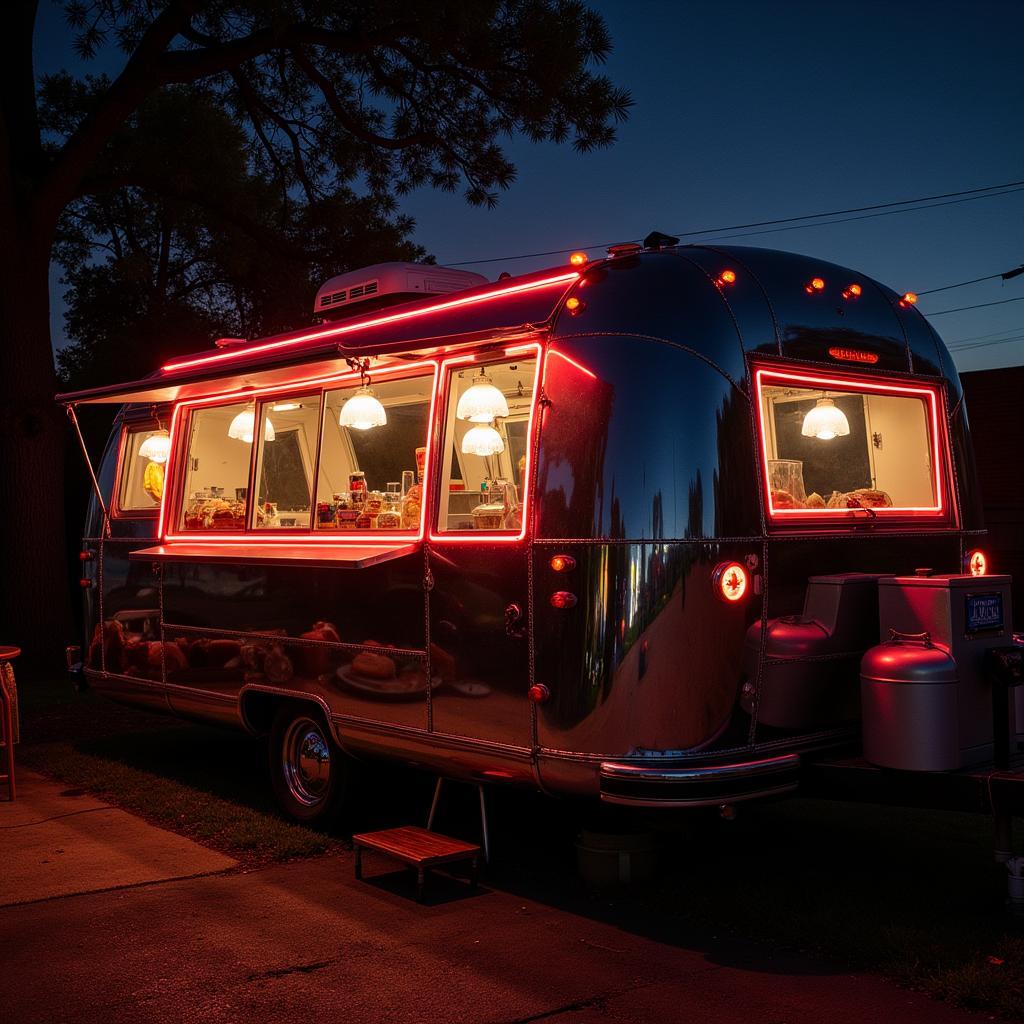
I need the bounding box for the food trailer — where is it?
[59,239,1024,858]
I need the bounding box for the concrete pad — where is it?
[0,852,986,1024]
[0,768,235,906]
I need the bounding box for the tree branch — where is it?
[35,0,196,221]
[290,46,435,152]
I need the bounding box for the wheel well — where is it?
[240,689,334,738]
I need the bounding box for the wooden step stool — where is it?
[352,826,481,902]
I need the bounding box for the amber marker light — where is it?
[550,554,577,573]
[899,291,918,308]
[713,562,749,603]
[565,296,584,315]
[842,283,862,299]
[717,269,737,287]
[569,251,588,267]
[805,277,826,294]
[967,549,988,577]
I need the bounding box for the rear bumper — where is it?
[599,752,801,808]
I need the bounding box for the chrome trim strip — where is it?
[599,752,799,783]
[332,712,534,760]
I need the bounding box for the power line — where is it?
[445,179,1024,267]
[701,187,1024,244]
[925,295,1024,316]
[948,334,1024,353]
[948,325,1024,345]
[918,266,1024,296]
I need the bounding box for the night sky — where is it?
[34,0,1024,371]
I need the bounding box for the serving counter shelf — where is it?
[130,541,418,569]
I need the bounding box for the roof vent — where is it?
[314,262,488,321]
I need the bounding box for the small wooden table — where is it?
[352,826,481,902]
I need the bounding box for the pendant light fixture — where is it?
[461,424,505,457]
[228,407,275,444]
[339,357,387,430]
[138,429,171,464]
[801,397,850,441]
[456,369,509,423]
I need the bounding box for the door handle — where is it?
[504,603,526,640]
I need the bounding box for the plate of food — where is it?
[336,650,436,701]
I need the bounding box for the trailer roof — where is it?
[56,266,579,405]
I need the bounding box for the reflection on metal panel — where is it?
[428,544,531,748]
[533,542,755,759]
[537,335,758,541]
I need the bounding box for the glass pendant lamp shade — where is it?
[456,372,509,423]
[138,430,171,463]
[801,398,850,441]
[339,386,387,430]
[461,424,505,456]
[228,408,275,443]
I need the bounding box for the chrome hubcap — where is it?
[282,716,331,807]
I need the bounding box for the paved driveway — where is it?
[0,839,984,1024]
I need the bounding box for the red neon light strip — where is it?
[162,361,441,544]
[428,342,544,544]
[162,273,578,373]
[753,368,947,519]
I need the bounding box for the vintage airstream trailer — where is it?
[59,240,1017,828]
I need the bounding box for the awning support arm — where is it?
[66,403,110,535]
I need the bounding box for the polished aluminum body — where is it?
[73,245,984,806]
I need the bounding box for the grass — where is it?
[13,675,1024,1017]
[15,677,337,864]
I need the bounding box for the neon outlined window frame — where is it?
[752,365,951,525]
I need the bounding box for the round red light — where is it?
[550,591,578,609]
[713,562,749,603]
[967,549,988,577]
[528,684,550,703]
[569,251,588,267]
[550,554,577,573]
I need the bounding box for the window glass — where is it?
[315,372,434,531]
[179,401,255,530]
[438,357,538,532]
[118,425,170,512]
[758,374,940,516]
[251,394,322,529]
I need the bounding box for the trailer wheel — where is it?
[269,706,351,825]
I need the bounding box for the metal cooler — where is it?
[860,572,1013,770]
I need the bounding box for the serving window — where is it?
[436,354,539,534]
[754,368,946,522]
[315,373,434,532]
[178,401,256,531]
[250,394,321,529]
[116,423,171,515]
[170,365,436,538]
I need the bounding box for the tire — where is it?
[269,705,352,825]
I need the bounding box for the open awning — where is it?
[55,267,575,406]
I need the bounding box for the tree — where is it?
[1,0,629,670]
[53,86,430,390]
